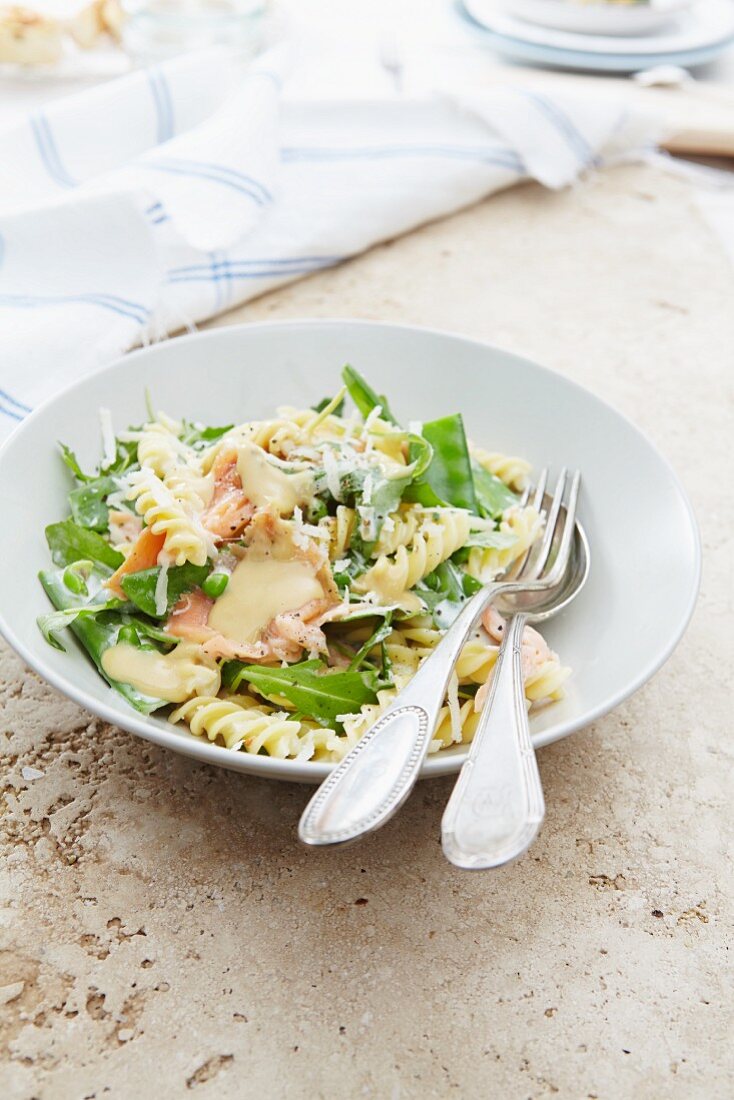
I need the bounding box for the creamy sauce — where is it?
[101,642,220,702]
[235,441,312,515]
[207,552,324,646]
[189,470,215,508]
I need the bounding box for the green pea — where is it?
[306,499,328,523]
[202,572,229,599]
[62,566,88,596]
[117,624,139,647]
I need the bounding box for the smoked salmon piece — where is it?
[106,527,166,599]
[166,587,214,643]
[474,605,558,710]
[201,449,254,540]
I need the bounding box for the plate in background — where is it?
[0,321,700,781]
[498,0,693,37]
[461,0,734,70]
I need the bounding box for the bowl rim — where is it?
[0,318,702,782]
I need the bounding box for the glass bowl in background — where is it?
[122,0,269,62]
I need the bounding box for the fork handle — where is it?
[441,612,545,870]
[298,585,497,847]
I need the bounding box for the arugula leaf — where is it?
[59,443,94,484]
[462,526,518,550]
[124,617,181,646]
[120,563,211,618]
[332,545,369,594]
[46,520,124,570]
[223,659,380,729]
[471,461,518,519]
[69,476,116,532]
[412,560,482,629]
[342,365,398,425]
[348,613,394,672]
[314,450,367,504]
[100,437,139,478]
[37,599,124,651]
[180,421,233,449]
[362,473,410,543]
[406,414,478,513]
[38,568,168,714]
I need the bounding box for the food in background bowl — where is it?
[0,0,123,66]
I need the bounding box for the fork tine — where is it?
[531,468,548,512]
[532,467,567,576]
[516,468,548,579]
[546,469,581,586]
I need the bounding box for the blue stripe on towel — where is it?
[30,113,78,189]
[280,145,524,172]
[0,292,150,325]
[0,401,24,422]
[167,257,344,284]
[168,255,343,278]
[140,161,271,205]
[144,200,170,225]
[147,67,175,144]
[519,91,595,166]
[0,387,31,413]
[156,158,273,204]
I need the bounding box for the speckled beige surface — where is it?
[1,164,732,1099]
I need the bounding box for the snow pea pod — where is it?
[406,414,478,513]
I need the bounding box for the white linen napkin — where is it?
[0,46,654,435]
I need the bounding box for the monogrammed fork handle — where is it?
[298,584,499,847]
[441,612,545,869]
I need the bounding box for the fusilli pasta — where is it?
[126,468,214,567]
[466,505,542,582]
[354,509,471,603]
[471,446,531,491]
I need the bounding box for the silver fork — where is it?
[441,470,582,870]
[299,470,581,849]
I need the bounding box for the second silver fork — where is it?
[441,469,583,869]
[299,470,579,849]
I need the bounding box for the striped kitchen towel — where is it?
[0,46,655,434]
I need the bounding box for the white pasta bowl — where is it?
[0,321,700,782]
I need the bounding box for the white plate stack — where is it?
[462,0,734,71]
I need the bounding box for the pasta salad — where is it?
[38,366,569,761]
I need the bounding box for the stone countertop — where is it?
[1,164,731,1099]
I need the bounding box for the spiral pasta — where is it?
[471,446,531,492]
[525,660,571,703]
[320,504,356,561]
[372,505,424,557]
[454,636,501,684]
[126,468,214,567]
[171,695,304,756]
[466,505,542,582]
[137,421,189,477]
[354,509,471,604]
[171,696,352,761]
